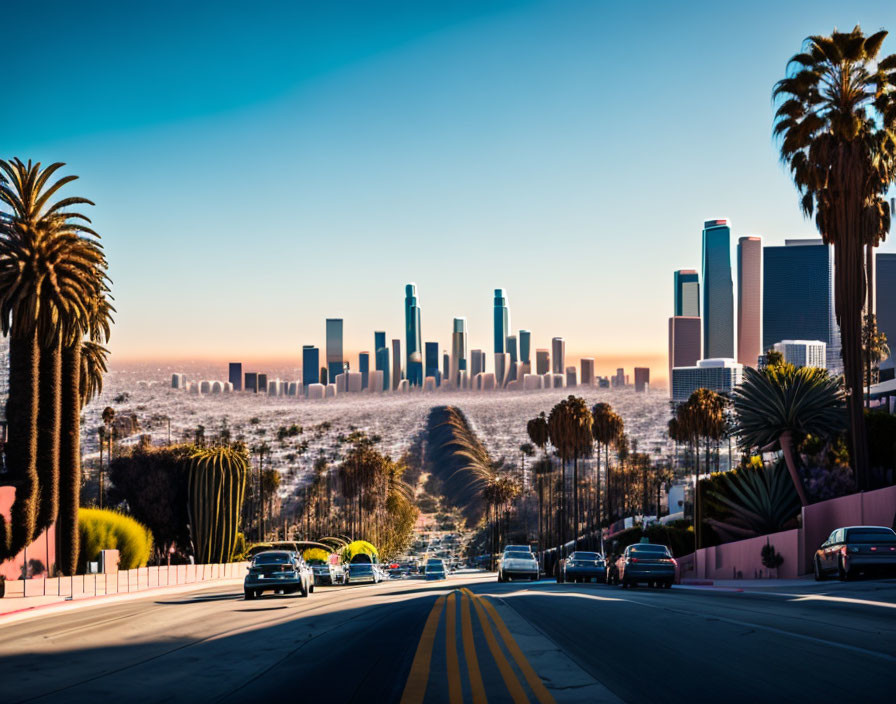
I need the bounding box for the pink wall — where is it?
[693,529,802,580]
[0,486,57,581]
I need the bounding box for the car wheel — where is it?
[620,579,628,589]
[814,557,826,582]
[244,589,254,600]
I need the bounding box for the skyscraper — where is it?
[580,358,595,386]
[359,352,370,390]
[326,318,343,384]
[702,219,735,358]
[764,239,841,372]
[551,337,566,375]
[244,372,258,393]
[391,339,401,390]
[302,345,320,390]
[442,352,450,382]
[518,330,531,366]
[451,317,468,386]
[494,289,510,355]
[668,317,702,383]
[535,349,550,376]
[228,362,242,391]
[470,349,485,377]
[374,332,389,392]
[405,283,423,386]
[634,367,650,392]
[737,236,762,367]
[877,253,896,369]
[673,269,700,317]
[505,335,518,382]
[425,342,440,386]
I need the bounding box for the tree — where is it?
[774,27,896,489]
[526,414,550,549]
[862,314,890,404]
[592,403,623,526]
[733,365,846,506]
[0,159,106,562]
[548,396,593,550]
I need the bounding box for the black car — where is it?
[562,551,607,583]
[614,543,676,589]
[814,526,896,581]
[244,551,314,599]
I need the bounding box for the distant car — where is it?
[244,550,313,599]
[346,562,381,585]
[615,544,676,589]
[309,561,345,586]
[561,551,607,584]
[498,550,539,582]
[425,558,447,580]
[503,544,532,553]
[814,526,896,581]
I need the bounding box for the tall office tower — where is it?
[425,342,440,386]
[326,318,344,384]
[580,358,595,386]
[359,352,370,390]
[772,340,827,369]
[391,339,401,390]
[551,337,566,375]
[565,366,577,387]
[737,236,763,367]
[442,352,450,382]
[634,367,650,392]
[702,219,735,358]
[451,317,468,385]
[614,368,626,387]
[470,349,485,377]
[228,363,243,391]
[494,289,510,354]
[673,269,700,317]
[671,359,743,403]
[535,349,550,375]
[506,335,518,381]
[244,372,258,393]
[302,345,320,390]
[764,239,841,372]
[668,317,702,382]
[518,330,531,366]
[405,283,423,386]
[493,353,510,388]
[320,367,328,386]
[877,253,896,376]
[374,331,390,392]
[171,373,185,389]
[258,373,268,393]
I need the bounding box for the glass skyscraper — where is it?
[451,317,468,385]
[737,236,762,367]
[673,269,700,317]
[359,352,370,390]
[405,283,423,386]
[518,329,531,365]
[425,341,440,385]
[552,337,565,375]
[228,362,242,391]
[763,239,841,372]
[374,331,389,392]
[494,289,510,354]
[878,253,896,374]
[702,219,735,358]
[326,318,343,384]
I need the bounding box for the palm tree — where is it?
[548,396,592,550]
[774,27,896,489]
[733,365,846,507]
[526,413,549,549]
[591,403,623,526]
[862,314,890,405]
[0,159,105,560]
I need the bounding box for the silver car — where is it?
[498,550,539,582]
[244,550,314,599]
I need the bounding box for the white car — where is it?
[498,550,539,582]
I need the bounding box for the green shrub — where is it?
[78,508,153,571]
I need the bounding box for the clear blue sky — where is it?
[5,0,895,378]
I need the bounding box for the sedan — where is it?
[346,563,381,584]
[814,526,896,581]
[425,559,447,580]
[498,550,539,582]
[310,561,345,586]
[562,551,607,583]
[615,544,676,589]
[244,551,313,599]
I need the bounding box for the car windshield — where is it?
[426,564,445,572]
[504,551,533,560]
[847,529,896,544]
[351,564,373,573]
[630,546,671,557]
[570,552,600,560]
[253,553,292,565]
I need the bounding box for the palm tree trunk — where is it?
[57,342,81,575]
[779,430,810,506]
[36,341,61,532]
[573,455,579,549]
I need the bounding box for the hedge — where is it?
[78,508,154,571]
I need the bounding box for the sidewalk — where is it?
[679,576,817,590]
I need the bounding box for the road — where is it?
[1,572,895,703]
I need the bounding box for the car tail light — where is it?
[840,546,847,556]
[628,557,638,563]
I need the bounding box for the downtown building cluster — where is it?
[668,219,896,403]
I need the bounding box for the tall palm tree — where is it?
[591,403,623,526]
[0,159,105,560]
[862,314,890,405]
[774,27,896,489]
[526,413,549,549]
[548,396,592,550]
[733,365,846,507]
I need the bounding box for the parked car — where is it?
[346,562,381,584]
[561,551,607,583]
[503,544,532,553]
[244,550,313,599]
[814,526,896,581]
[498,550,539,582]
[614,544,676,589]
[309,561,345,586]
[424,558,447,580]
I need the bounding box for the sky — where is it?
[4,0,896,381]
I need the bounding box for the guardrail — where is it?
[1,562,248,599]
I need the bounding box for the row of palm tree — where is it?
[0,159,112,574]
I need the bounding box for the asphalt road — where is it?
[1,572,895,703]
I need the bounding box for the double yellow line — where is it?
[400,588,555,704]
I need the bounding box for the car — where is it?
[614,544,676,589]
[503,544,532,553]
[498,550,539,582]
[561,551,607,583]
[346,562,381,584]
[814,526,896,581]
[309,561,345,586]
[424,558,447,580]
[244,550,313,599]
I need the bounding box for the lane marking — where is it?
[460,591,488,704]
[787,594,896,610]
[478,596,557,704]
[400,595,446,704]
[464,589,529,704]
[445,592,463,704]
